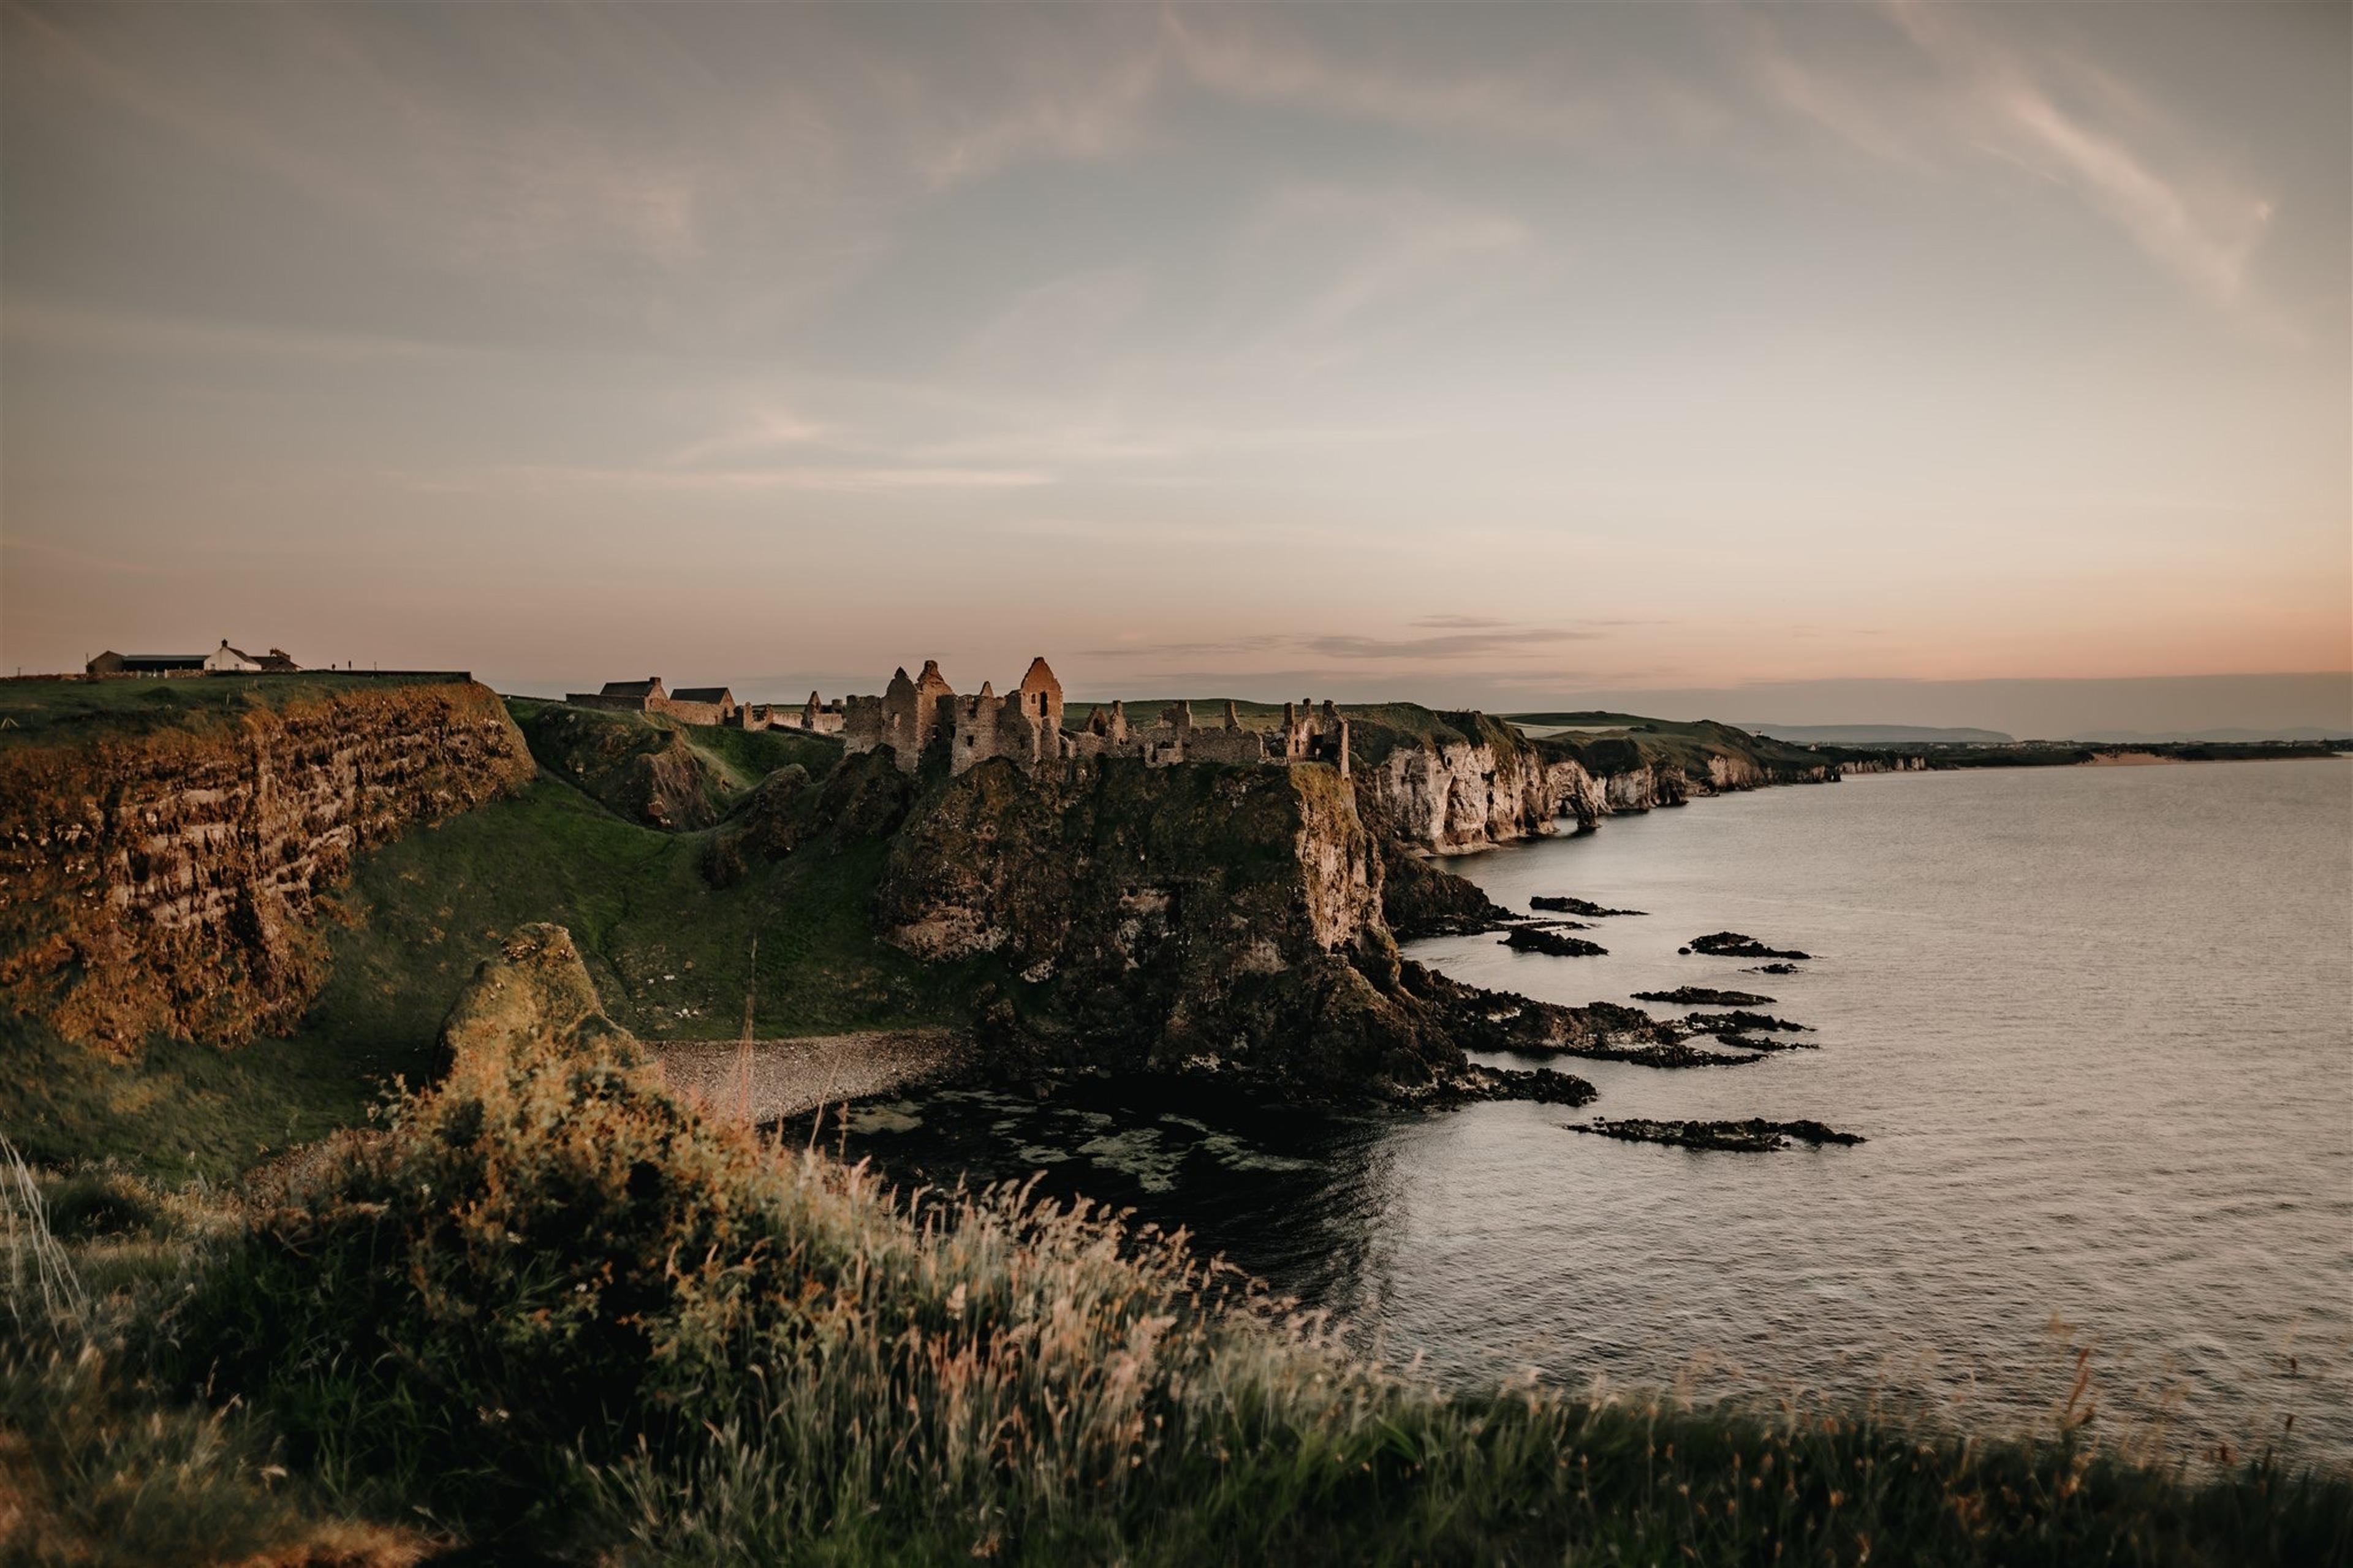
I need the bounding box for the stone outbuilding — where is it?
[86,650,207,677]
[666,686,738,724]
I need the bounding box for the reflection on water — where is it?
[812,759,2353,1465]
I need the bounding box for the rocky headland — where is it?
[1,681,1871,1125]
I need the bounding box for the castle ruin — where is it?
[839,657,1348,778]
[559,656,1348,778]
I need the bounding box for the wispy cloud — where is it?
[1085,626,1597,662]
[664,406,832,466]
[907,32,1163,187]
[1164,12,1607,147]
[476,463,1052,495]
[1759,3,2281,327]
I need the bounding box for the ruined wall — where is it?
[949,686,1067,776]
[0,680,535,1051]
[1060,700,1347,774]
[762,694,846,736]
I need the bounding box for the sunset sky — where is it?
[3,3,2347,731]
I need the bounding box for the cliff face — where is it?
[1352,713,1560,854]
[872,757,1466,1097]
[1354,713,1845,857]
[0,680,534,1051]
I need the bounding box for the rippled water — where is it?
[822,759,2353,1464]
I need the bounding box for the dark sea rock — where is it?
[1400,964,1734,1069]
[1745,962,1804,975]
[1456,1064,1599,1107]
[1706,1032,1815,1055]
[1566,1117,1866,1152]
[1680,1010,1811,1035]
[1502,927,1608,958]
[1682,931,1813,960]
[1553,1039,1767,1069]
[1529,895,1648,918]
[1631,987,1775,1006]
[1382,846,1520,937]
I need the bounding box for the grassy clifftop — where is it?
[1507,710,1839,777]
[0,672,472,745]
[1061,697,1834,783]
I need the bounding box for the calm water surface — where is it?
[828,760,2353,1464]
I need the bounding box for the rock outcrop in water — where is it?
[1683,932,1813,960]
[1379,844,1522,938]
[1501,926,1607,958]
[1395,964,1767,1069]
[1566,1118,1865,1152]
[1530,895,1646,918]
[1632,987,1774,1006]
[0,678,534,1050]
[1680,1010,1811,1036]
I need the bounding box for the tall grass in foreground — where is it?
[0,1137,430,1566]
[130,1032,2351,1566]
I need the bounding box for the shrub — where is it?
[1,1137,422,1567]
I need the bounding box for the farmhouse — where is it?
[86,642,301,677]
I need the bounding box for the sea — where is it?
[819,758,2353,1466]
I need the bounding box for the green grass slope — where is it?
[300,773,959,1055]
[506,697,844,828]
[3,750,973,1180]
